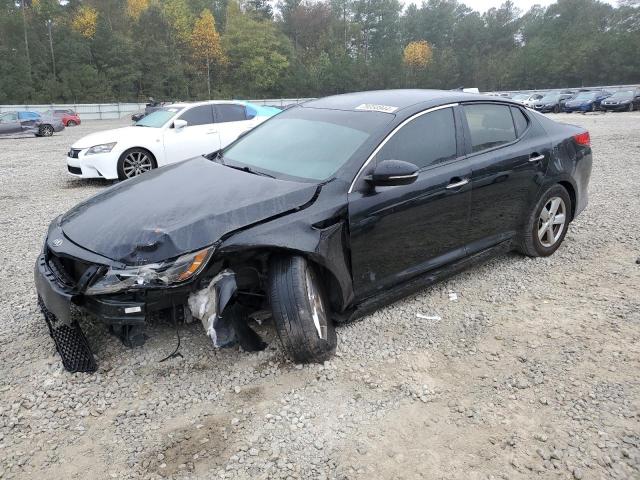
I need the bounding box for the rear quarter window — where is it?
[510,107,529,137]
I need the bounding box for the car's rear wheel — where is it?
[117,148,156,180]
[38,124,54,137]
[553,105,560,113]
[269,255,337,363]
[518,184,572,257]
[629,103,635,112]
[67,120,77,126]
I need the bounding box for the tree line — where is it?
[0,0,639,104]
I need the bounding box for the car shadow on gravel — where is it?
[63,178,114,189]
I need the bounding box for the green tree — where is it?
[222,1,291,97]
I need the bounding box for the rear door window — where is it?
[216,104,248,123]
[463,104,516,153]
[178,105,214,126]
[374,107,457,169]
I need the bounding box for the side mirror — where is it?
[367,159,419,187]
[174,119,188,130]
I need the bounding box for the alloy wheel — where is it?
[122,151,153,178]
[538,197,566,248]
[67,120,77,126]
[41,125,53,136]
[304,268,328,340]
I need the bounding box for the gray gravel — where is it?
[0,112,639,480]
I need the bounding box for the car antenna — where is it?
[159,303,183,362]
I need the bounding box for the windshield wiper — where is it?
[224,163,275,179]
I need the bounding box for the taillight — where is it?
[573,131,590,147]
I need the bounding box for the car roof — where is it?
[168,100,246,110]
[301,89,497,113]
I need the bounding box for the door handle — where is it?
[446,178,469,189]
[206,130,218,135]
[529,153,545,162]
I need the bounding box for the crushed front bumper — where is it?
[34,253,192,372]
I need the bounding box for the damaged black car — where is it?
[35,90,592,372]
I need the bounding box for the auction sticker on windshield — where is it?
[355,104,398,113]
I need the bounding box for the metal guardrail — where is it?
[0,99,315,120]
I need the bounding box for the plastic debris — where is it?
[416,313,441,321]
[187,270,237,347]
[448,292,458,301]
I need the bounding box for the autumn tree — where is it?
[403,40,433,69]
[127,0,150,21]
[71,5,98,39]
[190,9,226,97]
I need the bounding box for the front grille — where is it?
[46,249,91,288]
[68,165,82,175]
[68,149,81,158]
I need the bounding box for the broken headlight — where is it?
[85,247,214,295]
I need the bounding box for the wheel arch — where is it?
[219,245,350,314]
[557,180,577,221]
[119,146,158,166]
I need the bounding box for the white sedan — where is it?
[66,101,280,180]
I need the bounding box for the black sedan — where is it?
[532,93,574,113]
[600,89,640,112]
[35,90,592,372]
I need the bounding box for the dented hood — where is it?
[60,157,318,264]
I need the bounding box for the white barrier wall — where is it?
[0,99,315,119]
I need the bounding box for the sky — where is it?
[458,0,617,13]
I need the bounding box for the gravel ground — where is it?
[0,112,639,480]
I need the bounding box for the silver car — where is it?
[0,111,65,137]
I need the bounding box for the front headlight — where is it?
[86,142,116,155]
[85,247,214,295]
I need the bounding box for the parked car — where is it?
[44,109,81,126]
[511,93,544,108]
[68,100,279,180]
[130,99,166,122]
[563,90,611,112]
[36,90,592,372]
[0,111,64,137]
[533,93,574,113]
[600,89,640,112]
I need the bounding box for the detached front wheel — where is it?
[269,256,337,363]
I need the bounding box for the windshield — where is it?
[222,107,392,181]
[135,107,180,127]
[609,91,634,100]
[540,94,560,102]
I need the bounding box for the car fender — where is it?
[217,189,354,312]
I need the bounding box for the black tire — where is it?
[67,120,77,126]
[518,184,572,258]
[590,103,596,112]
[116,148,157,180]
[553,104,560,113]
[629,103,634,112]
[268,255,337,363]
[39,124,54,137]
